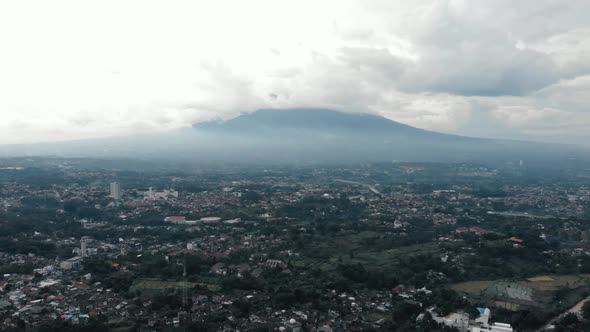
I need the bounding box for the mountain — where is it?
[195,108,423,133]
[0,108,586,164]
[191,108,583,164]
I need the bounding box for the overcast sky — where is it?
[1,0,589,145]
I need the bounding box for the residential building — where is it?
[110,182,121,200]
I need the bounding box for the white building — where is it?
[470,308,514,332]
[81,236,92,257]
[475,307,491,325]
[144,187,178,201]
[471,322,514,332]
[110,182,121,200]
[200,216,221,223]
[435,312,470,332]
[60,256,83,270]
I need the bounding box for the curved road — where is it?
[536,296,590,331]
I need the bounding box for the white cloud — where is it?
[0,0,589,144]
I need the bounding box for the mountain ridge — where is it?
[194,108,464,139]
[0,108,586,164]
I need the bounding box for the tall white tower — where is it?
[81,236,92,257]
[110,182,121,200]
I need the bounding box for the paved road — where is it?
[536,296,590,331]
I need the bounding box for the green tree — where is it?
[582,301,590,320]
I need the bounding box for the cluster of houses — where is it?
[0,264,134,329]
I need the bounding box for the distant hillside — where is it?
[190,109,582,164]
[195,108,423,132]
[0,108,586,165]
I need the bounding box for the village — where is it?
[1,160,590,331]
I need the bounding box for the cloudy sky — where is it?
[1,0,589,145]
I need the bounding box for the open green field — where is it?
[334,242,441,270]
[133,278,220,294]
[365,310,392,323]
[451,280,495,295]
[295,231,441,273]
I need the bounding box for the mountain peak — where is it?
[193,108,419,133]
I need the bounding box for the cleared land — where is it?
[295,231,441,273]
[453,274,590,294]
[132,278,220,294]
[452,274,590,312]
[526,274,590,291]
[451,280,495,295]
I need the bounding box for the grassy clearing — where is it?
[133,278,220,292]
[351,243,441,270]
[365,310,392,323]
[451,280,495,295]
[297,231,441,274]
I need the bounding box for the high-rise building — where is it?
[81,236,92,257]
[110,182,121,200]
